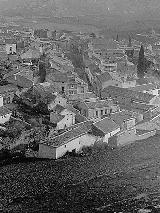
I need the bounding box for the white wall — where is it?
[56,133,96,159]
[0,113,12,124]
[103,127,120,143]
[56,109,75,130]
[38,144,56,159]
[0,96,3,107]
[48,96,67,110]
[6,44,16,54]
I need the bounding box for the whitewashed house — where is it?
[0,106,12,124]
[5,39,17,54]
[38,121,95,159]
[93,117,120,143]
[50,104,76,130]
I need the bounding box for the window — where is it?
[7,97,10,104]
[69,91,74,95]
[3,97,7,105]
[105,109,108,114]
[62,86,65,93]
[64,145,66,148]
[101,110,103,116]
[96,111,98,117]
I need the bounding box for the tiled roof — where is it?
[136,78,149,85]
[34,82,59,94]
[3,69,20,79]
[21,47,41,59]
[84,99,113,109]
[46,71,68,82]
[102,86,155,104]
[17,68,34,81]
[16,75,34,88]
[92,38,118,50]
[93,117,120,135]
[128,84,157,92]
[0,106,11,116]
[119,102,157,114]
[109,110,134,126]
[52,104,65,114]
[87,63,101,74]
[0,84,18,94]
[0,51,8,60]
[50,113,65,123]
[5,38,17,44]
[96,72,112,83]
[42,121,93,147]
[66,104,79,115]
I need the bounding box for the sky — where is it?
[0,0,160,18]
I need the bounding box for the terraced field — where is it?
[1,135,160,212]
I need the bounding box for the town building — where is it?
[76,98,119,120]
[0,106,12,124]
[5,39,17,55]
[38,121,95,159]
[101,86,160,106]
[50,104,76,130]
[92,117,120,143]
[46,71,89,99]
[0,84,18,106]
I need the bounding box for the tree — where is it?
[116,34,119,42]
[137,45,145,78]
[39,61,46,83]
[69,43,85,69]
[90,32,96,38]
[128,35,132,47]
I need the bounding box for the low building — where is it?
[4,67,35,88]
[128,83,160,96]
[93,117,120,143]
[102,86,160,106]
[46,71,88,98]
[32,82,67,110]
[38,121,95,159]
[109,110,136,130]
[76,98,119,120]
[5,39,17,55]
[0,106,12,124]
[94,72,122,95]
[50,104,75,130]
[0,84,18,106]
[119,102,160,122]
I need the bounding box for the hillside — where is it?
[1,0,160,19]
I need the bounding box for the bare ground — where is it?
[1,135,160,212]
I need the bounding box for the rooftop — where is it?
[96,72,112,83]
[46,71,68,83]
[50,113,65,124]
[0,84,18,94]
[52,104,65,114]
[93,117,120,135]
[84,99,113,109]
[109,110,134,126]
[102,86,155,104]
[0,106,11,116]
[42,121,93,147]
[92,38,118,50]
[128,84,157,92]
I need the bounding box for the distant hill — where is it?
[1,0,160,18]
[1,0,160,34]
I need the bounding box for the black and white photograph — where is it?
[1,0,160,212]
